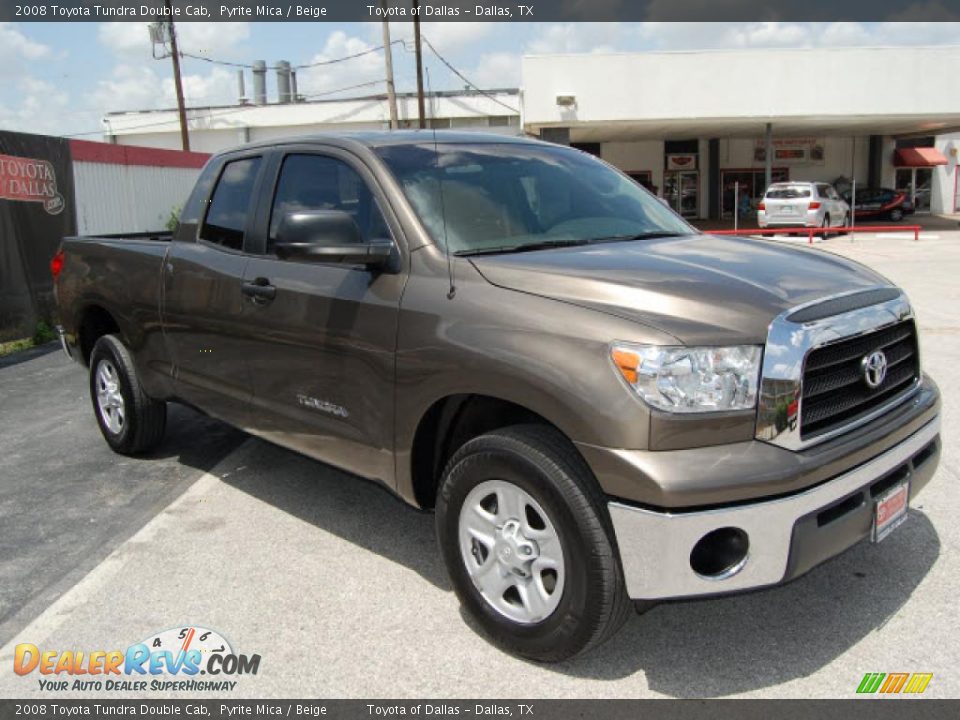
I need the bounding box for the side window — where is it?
[174,160,220,242]
[200,156,262,250]
[267,154,390,254]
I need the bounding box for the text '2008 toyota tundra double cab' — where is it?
[54,132,941,661]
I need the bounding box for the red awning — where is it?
[894,147,949,167]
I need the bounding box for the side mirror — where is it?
[274,210,393,267]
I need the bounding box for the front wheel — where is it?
[436,425,631,662]
[89,334,166,455]
[889,207,904,222]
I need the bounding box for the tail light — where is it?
[50,249,64,280]
[808,201,822,210]
[757,202,765,211]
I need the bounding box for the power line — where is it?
[175,41,404,71]
[419,36,520,115]
[63,80,388,139]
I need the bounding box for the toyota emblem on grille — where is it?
[861,350,888,389]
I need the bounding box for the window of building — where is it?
[720,168,789,218]
[267,154,389,254]
[488,115,517,127]
[201,156,262,250]
[429,118,451,129]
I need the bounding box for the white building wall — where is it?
[523,47,960,127]
[599,140,664,192]
[73,162,202,235]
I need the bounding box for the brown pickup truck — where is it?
[53,132,941,661]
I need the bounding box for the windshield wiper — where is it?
[455,232,693,257]
[455,238,593,257]
[588,231,693,243]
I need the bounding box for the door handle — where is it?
[241,278,276,303]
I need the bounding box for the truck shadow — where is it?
[216,437,451,591]
[212,434,939,697]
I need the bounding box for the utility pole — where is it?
[380,1,398,129]
[413,0,426,129]
[165,0,190,151]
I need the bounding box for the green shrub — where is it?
[33,320,56,345]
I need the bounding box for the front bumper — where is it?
[607,415,940,600]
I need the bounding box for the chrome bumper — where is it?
[608,415,940,600]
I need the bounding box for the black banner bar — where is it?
[2,0,960,22]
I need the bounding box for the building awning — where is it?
[894,147,949,167]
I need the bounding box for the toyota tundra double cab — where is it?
[53,132,941,661]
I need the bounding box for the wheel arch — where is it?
[76,303,122,366]
[407,393,581,510]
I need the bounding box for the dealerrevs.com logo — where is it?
[13,626,261,692]
[0,152,65,215]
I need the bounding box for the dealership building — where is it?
[104,45,960,218]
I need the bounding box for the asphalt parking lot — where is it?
[0,230,957,699]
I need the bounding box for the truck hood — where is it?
[469,233,892,345]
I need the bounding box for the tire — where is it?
[838,213,850,235]
[889,207,904,222]
[820,214,831,240]
[436,424,631,662]
[89,334,166,455]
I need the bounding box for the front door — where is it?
[239,149,405,485]
[163,153,265,425]
[664,170,699,218]
[895,167,933,213]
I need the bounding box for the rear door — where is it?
[239,146,407,484]
[162,152,266,425]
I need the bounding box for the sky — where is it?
[1,21,959,138]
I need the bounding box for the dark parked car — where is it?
[53,132,941,661]
[842,187,915,221]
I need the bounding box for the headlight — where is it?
[611,343,762,413]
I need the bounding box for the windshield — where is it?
[376,142,694,255]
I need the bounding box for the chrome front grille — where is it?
[756,289,919,451]
[800,320,919,439]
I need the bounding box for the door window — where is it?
[201,157,262,250]
[267,154,390,254]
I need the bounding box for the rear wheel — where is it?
[820,214,831,240]
[838,213,850,235]
[436,425,631,662]
[89,334,166,454]
[890,207,904,222]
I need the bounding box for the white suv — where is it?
[758,182,850,235]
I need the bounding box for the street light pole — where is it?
[413,0,426,129]
[380,1,398,129]
[165,0,190,152]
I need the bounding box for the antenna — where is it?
[426,66,456,299]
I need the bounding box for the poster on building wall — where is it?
[666,154,698,170]
[754,137,826,165]
[0,131,76,342]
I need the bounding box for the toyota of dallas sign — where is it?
[0,152,65,215]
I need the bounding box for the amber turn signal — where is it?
[611,348,640,384]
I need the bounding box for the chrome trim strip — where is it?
[608,416,939,600]
[756,288,916,451]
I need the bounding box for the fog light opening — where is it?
[690,527,750,580]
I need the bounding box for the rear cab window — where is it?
[765,185,811,199]
[200,156,263,250]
